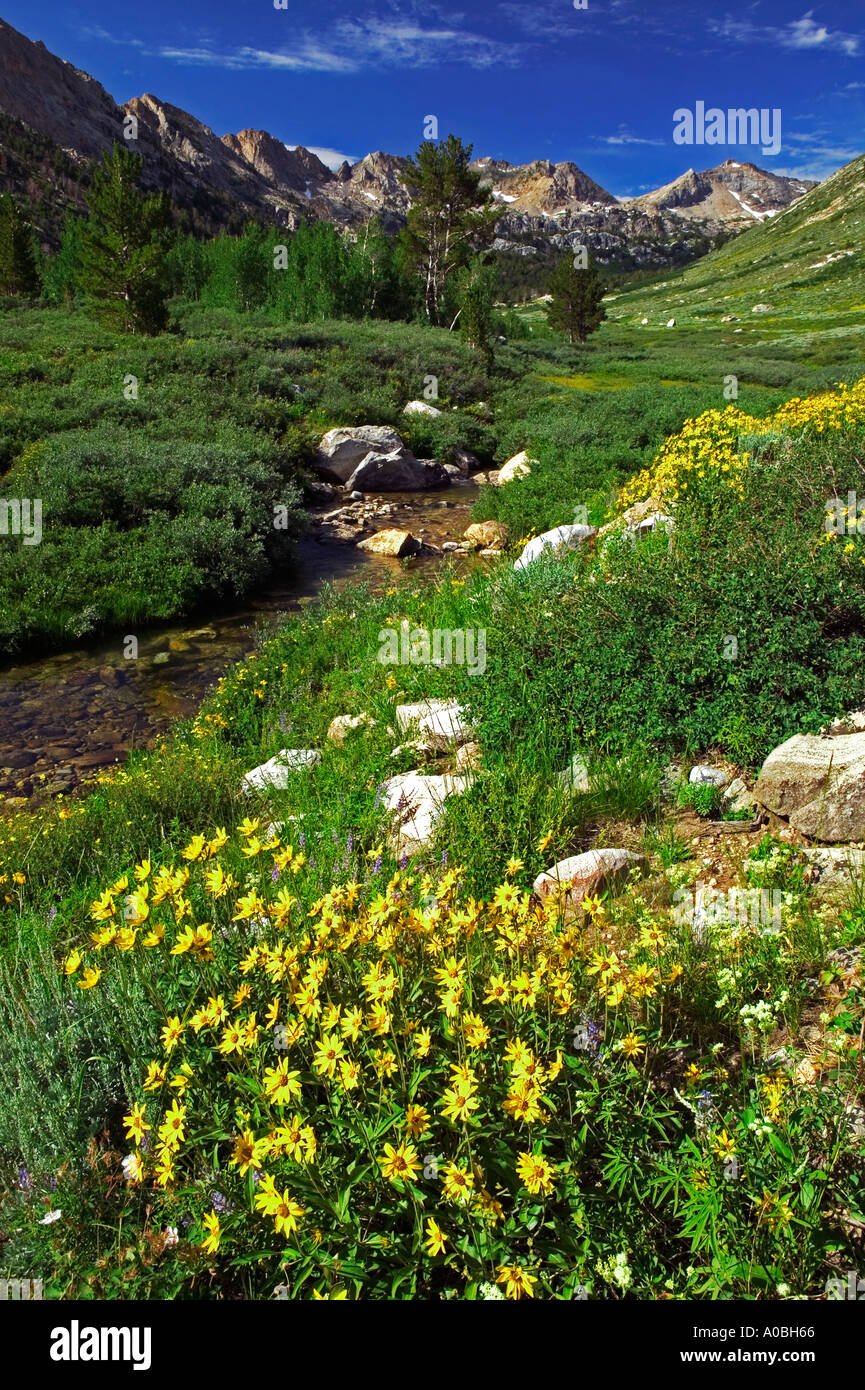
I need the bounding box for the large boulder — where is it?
[344,450,450,493]
[395,698,472,750]
[314,427,412,484]
[534,849,647,914]
[754,731,865,841]
[514,524,597,571]
[242,749,321,795]
[464,520,509,551]
[497,450,533,485]
[380,769,473,855]
[357,528,421,557]
[403,400,442,416]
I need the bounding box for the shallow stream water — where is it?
[0,487,481,800]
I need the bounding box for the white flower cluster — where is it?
[740,989,789,1034]
[748,1118,774,1139]
[597,1251,633,1292]
[714,966,743,1008]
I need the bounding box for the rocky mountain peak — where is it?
[0,15,826,266]
[472,155,618,215]
[220,130,332,192]
[625,160,815,225]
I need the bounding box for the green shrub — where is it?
[677,782,721,817]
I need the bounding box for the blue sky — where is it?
[3,1,863,194]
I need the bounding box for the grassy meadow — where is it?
[2,251,865,1299]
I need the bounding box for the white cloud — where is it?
[596,125,665,147]
[708,10,860,57]
[155,43,357,73]
[79,24,145,50]
[83,11,523,74]
[286,144,359,170]
[785,14,858,54]
[770,125,860,177]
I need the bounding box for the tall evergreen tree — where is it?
[399,135,498,325]
[544,254,607,344]
[78,143,171,334]
[0,193,41,296]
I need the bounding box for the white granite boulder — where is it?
[533,849,646,913]
[344,451,450,493]
[754,731,865,841]
[395,698,472,750]
[380,769,473,855]
[497,450,533,485]
[514,524,597,571]
[242,749,321,795]
[314,426,411,483]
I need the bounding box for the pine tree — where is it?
[78,143,171,334]
[544,254,607,344]
[0,192,41,296]
[399,135,498,325]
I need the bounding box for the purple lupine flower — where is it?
[399,855,408,871]
[697,1089,714,1111]
[18,1166,32,1191]
[373,783,384,810]
[209,1190,234,1215]
[298,832,306,849]
[271,868,280,883]
[441,850,448,867]
[373,856,382,874]
[346,833,353,852]
[47,906,57,925]
[578,1015,602,1055]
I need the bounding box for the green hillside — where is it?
[608,150,865,328]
